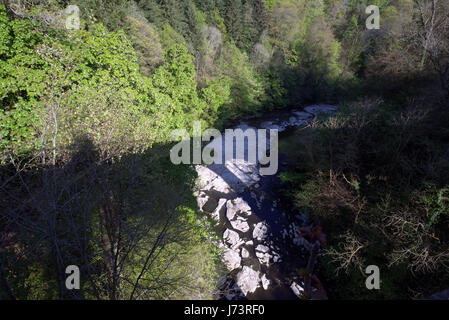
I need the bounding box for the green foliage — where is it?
[125,15,164,75]
[280,98,449,299]
[146,43,209,138]
[159,23,188,49]
[2,0,449,301]
[261,0,277,10]
[74,0,130,31]
[216,42,266,117]
[0,7,45,155]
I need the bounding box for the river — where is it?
[194,105,338,300]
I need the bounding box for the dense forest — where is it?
[0,0,448,300]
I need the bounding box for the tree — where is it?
[414,0,449,96]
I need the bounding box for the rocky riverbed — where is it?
[194,105,338,300]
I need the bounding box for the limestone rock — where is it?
[236,266,261,295]
[241,247,250,259]
[223,249,241,271]
[256,244,270,253]
[253,222,268,241]
[226,197,251,221]
[230,219,250,233]
[291,282,305,298]
[256,251,272,266]
[261,274,270,290]
[223,229,241,247]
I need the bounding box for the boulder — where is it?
[241,247,250,259]
[195,165,232,194]
[207,160,260,193]
[223,229,241,247]
[253,222,268,241]
[230,219,250,233]
[256,244,270,253]
[255,251,272,266]
[236,266,261,295]
[290,281,305,298]
[226,197,251,221]
[223,249,241,271]
[261,274,270,290]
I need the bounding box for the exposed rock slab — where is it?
[226,197,252,221]
[256,244,270,253]
[236,266,261,295]
[241,247,250,259]
[291,282,305,298]
[261,274,270,290]
[223,229,242,248]
[223,249,241,271]
[253,222,269,241]
[230,219,250,233]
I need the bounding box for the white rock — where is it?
[246,240,254,246]
[226,197,251,221]
[230,219,250,233]
[256,251,272,266]
[223,229,241,247]
[236,266,261,295]
[241,247,250,258]
[195,165,233,194]
[261,274,270,290]
[223,249,241,271]
[253,222,268,241]
[206,160,260,193]
[256,244,270,253]
[291,282,305,298]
